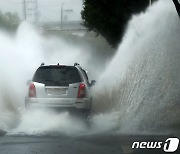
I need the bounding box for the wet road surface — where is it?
[0,133,179,154]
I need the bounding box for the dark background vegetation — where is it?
[81,0,158,48]
[0,11,20,32]
[172,0,180,17]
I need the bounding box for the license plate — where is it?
[62,100,70,103]
[47,88,66,95]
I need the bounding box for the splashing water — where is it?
[0,0,180,136]
[93,0,180,134]
[0,22,112,135]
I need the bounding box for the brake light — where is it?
[77,84,86,98]
[29,83,36,98]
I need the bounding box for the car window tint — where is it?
[33,66,82,86]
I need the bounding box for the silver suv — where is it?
[25,63,95,116]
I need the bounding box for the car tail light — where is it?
[77,84,86,98]
[29,83,36,98]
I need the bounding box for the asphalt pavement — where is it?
[0,133,180,154]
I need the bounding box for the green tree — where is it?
[0,11,20,32]
[81,0,157,48]
[172,0,180,17]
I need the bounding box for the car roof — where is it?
[40,63,81,67]
[38,63,85,72]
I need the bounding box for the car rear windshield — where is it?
[33,66,82,86]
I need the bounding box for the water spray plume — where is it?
[93,0,180,134]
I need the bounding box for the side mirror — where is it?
[26,80,31,85]
[90,80,96,86]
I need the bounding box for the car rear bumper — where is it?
[25,97,91,110]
